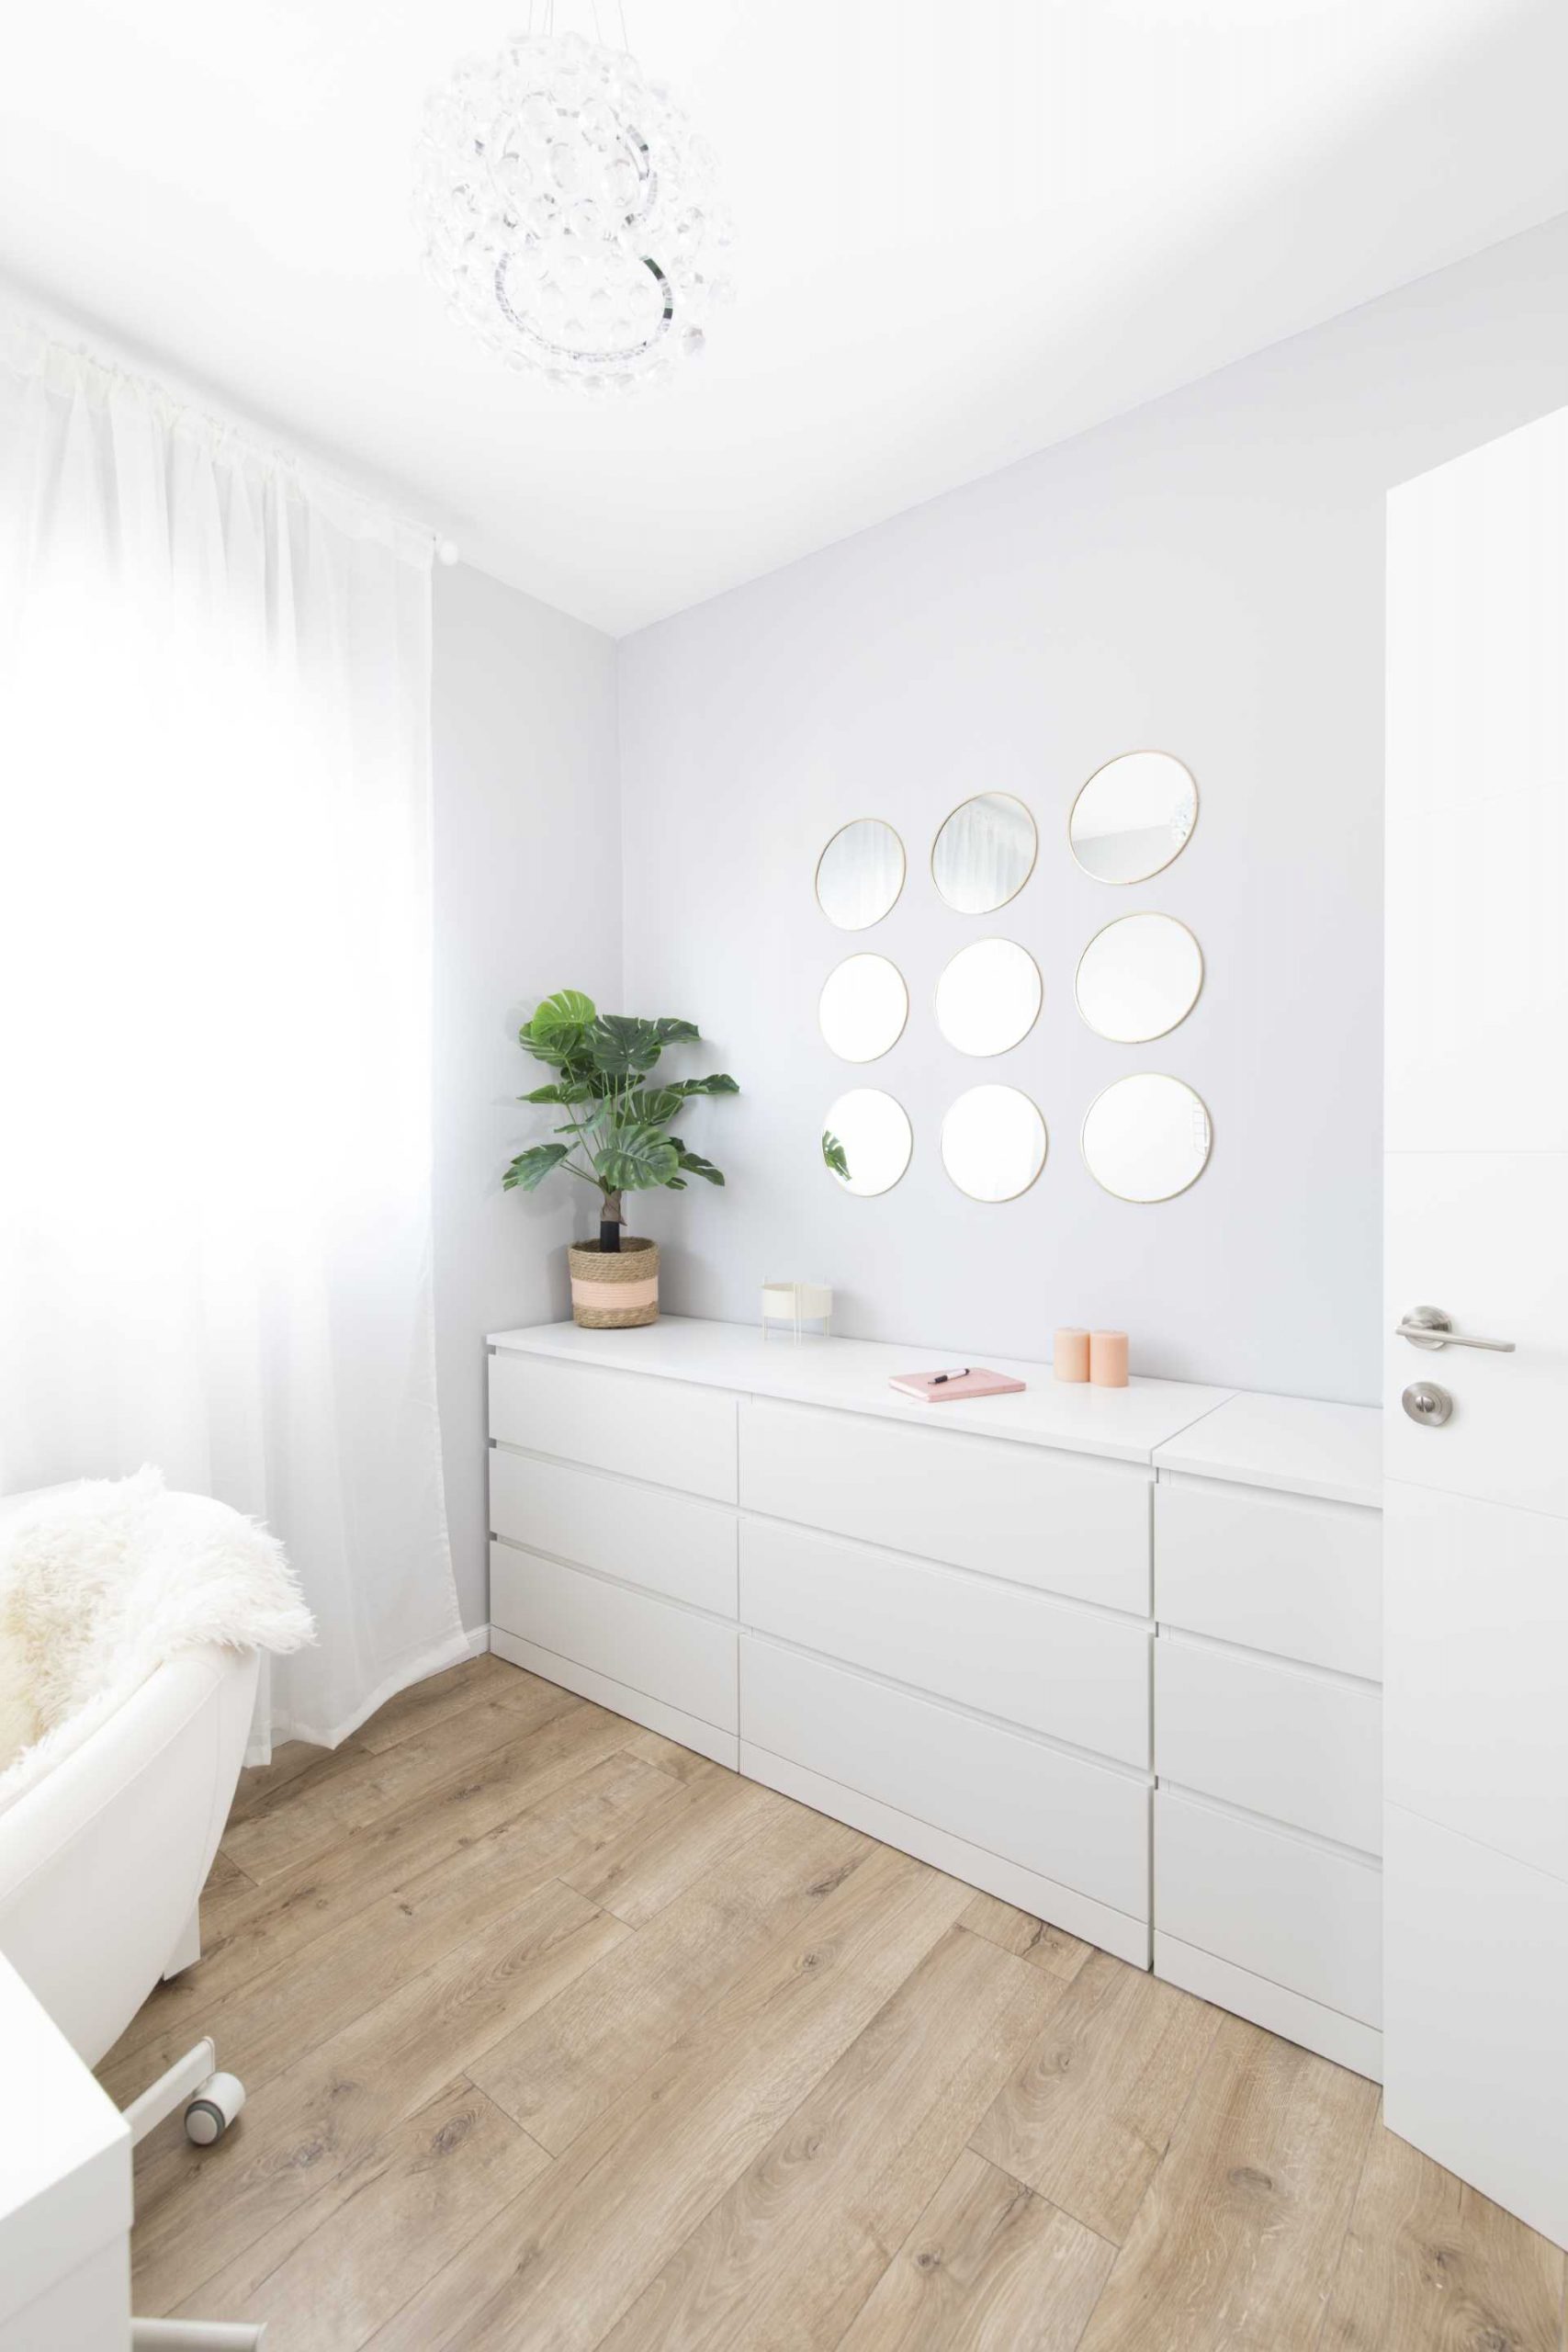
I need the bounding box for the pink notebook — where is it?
[888,1367,1027,1404]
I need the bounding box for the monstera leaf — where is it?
[522,1079,596,1105]
[669,1142,725,1186]
[502,1142,571,1191]
[589,1015,668,1077]
[822,1130,850,1180]
[593,1123,682,1193]
[519,989,598,1069]
[615,1086,684,1128]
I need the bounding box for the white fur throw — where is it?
[0,1467,313,1814]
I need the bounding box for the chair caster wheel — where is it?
[185,2070,245,2144]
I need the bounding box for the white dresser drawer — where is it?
[740,1515,1149,1768]
[491,1449,737,1619]
[1155,1789,1382,2025]
[1156,1634,1381,1855]
[1156,1476,1381,1679]
[740,1634,1148,1924]
[739,1398,1150,1614]
[488,1351,737,1503]
[491,1541,737,1731]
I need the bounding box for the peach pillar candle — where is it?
[1054,1328,1090,1383]
[1090,1330,1129,1387]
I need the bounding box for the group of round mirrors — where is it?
[815,752,1213,1205]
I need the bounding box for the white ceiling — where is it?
[2,2,1565,635]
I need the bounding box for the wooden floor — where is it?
[102,1652,1567,2350]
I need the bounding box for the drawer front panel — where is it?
[1155,1789,1382,2024]
[1156,1635,1381,1855]
[488,1351,737,1503]
[491,1449,737,1619]
[739,1397,1150,1614]
[491,1541,737,1731]
[741,1634,1148,1921]
[1156,1477,1381,1679]
[741,1515,1149,1767]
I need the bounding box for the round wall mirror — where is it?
[1075,914,1203,1043]
[931,792,1037,913]
[941,1085,1047,1202]
[816,819,906,930]
[818,953,908,1062]
[1069,752,1198,885]
[823,1089,913,1197]
[1082,1073,1212,1202]
[934,939,1042,1057]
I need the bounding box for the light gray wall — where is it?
[433,563,619,1631]
[618,212,1568,1405]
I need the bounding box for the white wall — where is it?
[433,564,619,1631]
[617,212,1568,1406]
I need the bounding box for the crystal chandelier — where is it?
[414,22,733,397]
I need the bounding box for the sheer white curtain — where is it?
[0,321,464,1757]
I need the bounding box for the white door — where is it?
[1384,402,1568,2249]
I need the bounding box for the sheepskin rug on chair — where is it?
[0,1466,313,1807]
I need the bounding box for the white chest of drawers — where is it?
[488,1319,1382,2072]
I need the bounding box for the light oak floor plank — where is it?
[593,1922,1063,2352]
[352,1649,523,1753]
[958,1891,1093,1984]
[1075,2015,1379,2352]
[99,1695,631,2081]
[559,1756,789,1926]
[470,1799,871,2154]
[224,1686,578,1883]
[838,2145,1116,2352]
[618,1723,720,1782]
[99,1749,674,2110]
[970,1947,1223,2244]
[364,1843,971,2351]
[170,2077,549,2351]
[228,1734,362,1826]
[118,1654,1568,2352]
[1317,2116,1566,2352]
[197,1846,260,1940]
[130,1874,626,2312]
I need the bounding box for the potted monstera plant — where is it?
[503,989,738,1329]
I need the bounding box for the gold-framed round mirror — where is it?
[1081,1072,1213,1202]
[818,953,909,1063]
[934,938,1042,1057]
[941,1085,1047,1202]
[1068,752,1198,885]
[822,1089,913,1197]
[931,792,1037,913]
[815,819,906,930]
[1075,913,1203,1042]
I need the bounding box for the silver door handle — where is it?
[1396,1304,1515,1354]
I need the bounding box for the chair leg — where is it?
[124,2043,260,2345]
[123,2040,246,2148]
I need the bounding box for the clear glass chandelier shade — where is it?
[414,29,734,396]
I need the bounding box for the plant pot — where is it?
[567,1237,660,1329]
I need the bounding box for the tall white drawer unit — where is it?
[1151,1393,1384,2079]
[488,1318,1233,1967]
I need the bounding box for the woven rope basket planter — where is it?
[568,1237,660,1329]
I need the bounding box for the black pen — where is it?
[931,1368,970,1385]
